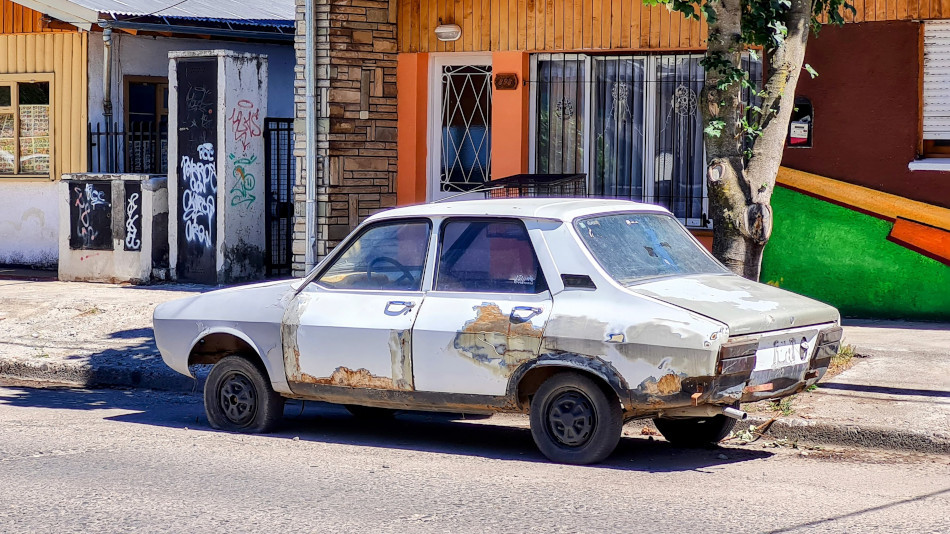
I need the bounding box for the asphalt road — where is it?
[1,383,948,533]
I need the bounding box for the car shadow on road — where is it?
[0,386,773,471]
[248,405,773,472]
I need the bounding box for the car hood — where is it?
[153,279,297,323]
[627,274,839,336]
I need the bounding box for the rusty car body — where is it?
[154,199,842,464]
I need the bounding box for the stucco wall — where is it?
[168,51,268,284]
[0,182,59,267]
[87,33,294,129]
[782,21,950,209]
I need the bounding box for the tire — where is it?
[204,355,284,433]
[529,372,623,465]
[344,404,396,419]
[652,413,737,447]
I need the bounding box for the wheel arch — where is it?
[508,353,630,410]
[187,328,270,378]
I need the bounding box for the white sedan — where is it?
[154,198,841,464]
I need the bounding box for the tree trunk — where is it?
[703,0,813,281]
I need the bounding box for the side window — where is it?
[436,219,548,294]
[317,220,430,291]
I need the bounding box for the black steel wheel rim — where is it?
[219,371,258,426]
[545,390,596,448]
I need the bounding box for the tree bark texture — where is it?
[703,0,813,281]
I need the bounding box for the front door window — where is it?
[318,220,430,291]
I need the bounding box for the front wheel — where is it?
[204,356,284,433]
[652,412,737,447]
[529,373,623,465]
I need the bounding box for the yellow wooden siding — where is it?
[400,0,950,52]
[0,32,88,178]
[401,0,705,52]
[1,0,73,34]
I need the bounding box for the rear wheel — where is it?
[652,412,737,447]
[205,356,284,433]
[529,373,623,465]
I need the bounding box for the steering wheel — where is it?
[367,256,415,286]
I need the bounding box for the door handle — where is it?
[385,300,416,316]
[510,306,543,323]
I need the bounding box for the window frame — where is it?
[433,216,550,295]
[529,54,707,228]
[312,218,434,293]
[123,75,170,130]
[0,73,55,181]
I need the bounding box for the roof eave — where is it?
[12,0,98,30]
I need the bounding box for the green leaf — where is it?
[704,119,726,138]
[804,63,819,78]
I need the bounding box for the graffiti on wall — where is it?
[228,153,257,206]
[176,58,218,284]
[186,86,215,129]
[227,99,262,209]
[69,182,112,250]
[181,143,217,248]
[124,182,142,251]
[229,100,261,152]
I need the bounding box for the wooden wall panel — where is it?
[1,0,74,34]
[399,0,947,52]
[0,31,88,177]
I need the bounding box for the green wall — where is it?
[761,186,950,320]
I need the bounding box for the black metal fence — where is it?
[88,122,168,174]
[264,118,295,277]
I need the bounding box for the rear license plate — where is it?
[754,328,819,371]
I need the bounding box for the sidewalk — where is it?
[1,279,948,453]
[0,280,206,391]
[738,320,950,453]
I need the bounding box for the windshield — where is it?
[574,212,729,285]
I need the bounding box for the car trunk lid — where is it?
[627,274,838,335]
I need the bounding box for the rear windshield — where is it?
[574,213,729,285]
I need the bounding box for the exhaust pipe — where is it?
[722,407,748,420]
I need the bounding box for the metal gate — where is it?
[263,118,295,277]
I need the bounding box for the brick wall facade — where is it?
[293,0,399,276]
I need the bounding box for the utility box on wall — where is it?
[58,174,169,283]
[167,50,268,284]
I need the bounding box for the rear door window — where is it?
[436,219,548,294]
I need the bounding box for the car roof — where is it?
[365,198,673,224]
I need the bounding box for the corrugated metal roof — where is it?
[66,0,294,23]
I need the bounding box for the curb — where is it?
[738,416,950,455]
[0,358,206,393]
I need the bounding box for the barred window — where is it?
[530,54,761,227]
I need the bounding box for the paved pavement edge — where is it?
[0,357,204,393]
[739,415,950,455]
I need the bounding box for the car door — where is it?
[412,218,553,396]
[286,219,432,391]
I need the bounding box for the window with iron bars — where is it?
[529,53,762,228]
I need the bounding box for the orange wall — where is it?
[397,51,530,204]
[490,51,530,181]
[396,53,429,206]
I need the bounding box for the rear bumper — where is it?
[629,324,842,412]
